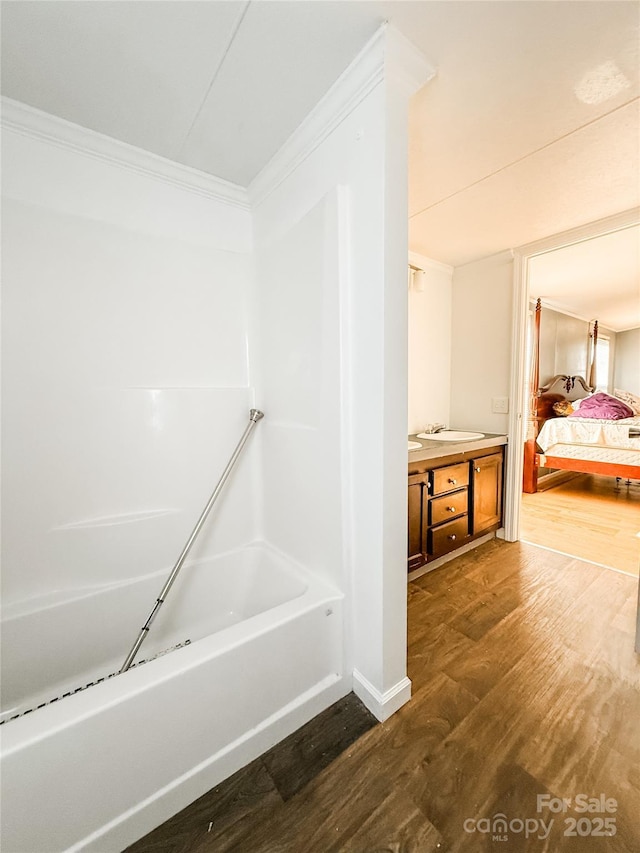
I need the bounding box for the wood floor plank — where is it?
[407,622,476,691]
[520,473,640,576]
[260,692,377,801]
[343,787,443,852]
[448,582,521,641]
[128,541,640,853]
[124,759,282,853]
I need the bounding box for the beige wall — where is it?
[407,252,453,434]
[450,251,514,434]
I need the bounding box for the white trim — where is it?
[516,208,640,259]
[504,250,528,541]
[385,24,436,97]
[520,541,638,579]
[506,207,640,543]
[534,299,611,328]
[248,27,386,207]
[337,184,356,683]
[352,670,411,722]
[249,25,434,208]
[1,97,249,210]
[456,248,515,271]
[408,250,454,276]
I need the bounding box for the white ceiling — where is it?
[2,0,639,279]
[0,1,382,186]
[529,225,640,333]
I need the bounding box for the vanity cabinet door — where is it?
[408,473,430,570]
[472,452,504,534]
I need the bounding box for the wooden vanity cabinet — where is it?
[408,445,504,572]
[471,452,504,534]
[408,472,430,571]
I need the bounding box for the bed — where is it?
[522,299,640,492]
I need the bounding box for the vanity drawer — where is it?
[430,488,468,525]
[431,463,469,495]
[428,516,469,557]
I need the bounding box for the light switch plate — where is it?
[492,396,509,413]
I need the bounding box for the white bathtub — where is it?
[0,542,346,852]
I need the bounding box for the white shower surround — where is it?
[1,25,432,852]
[1,544,344,852]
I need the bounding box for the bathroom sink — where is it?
[416,430,485,442]
[408,440,422,451]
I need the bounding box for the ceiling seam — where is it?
[175,0,252,159]
[409,95,640,220]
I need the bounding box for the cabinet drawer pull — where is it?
[448,478,457,485]
[447,534,456,541]
[447,506,456,513]
[475,466,481,473]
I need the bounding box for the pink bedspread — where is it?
[569,392,634,420]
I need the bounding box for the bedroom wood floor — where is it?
[127,540,640,853]
[520,474,640,577]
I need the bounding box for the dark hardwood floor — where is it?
[127,540,640,852]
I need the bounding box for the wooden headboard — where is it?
[536,374,593,419]
[539,374,593,401]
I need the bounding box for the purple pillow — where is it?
[569,392,634,420]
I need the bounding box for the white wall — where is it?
[407,252,453,434]
[251,26,432,719]
[1,121,256,607]
[450,251,514,434]
[614,327,640,394]
[252,190,345,588]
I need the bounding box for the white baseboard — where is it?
[77,674,349,853]
[352,670,412,722]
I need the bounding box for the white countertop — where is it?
[408,432,508,463]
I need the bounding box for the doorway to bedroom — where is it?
[508,211,640,578]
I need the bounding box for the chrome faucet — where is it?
[424,423,447,434]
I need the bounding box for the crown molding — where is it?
[408,250,453,276]
[456,248,515,271]
[385,24,436,97]
[248,27,387,207]
[249,24,435,207]
[514,207,640,259]
[1,97,250,210]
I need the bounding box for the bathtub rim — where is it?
[1,540,343,752]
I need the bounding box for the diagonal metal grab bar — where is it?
[119,409,265,673]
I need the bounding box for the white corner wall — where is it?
[251,25,433,720]
[450,251,514,434]
[251,189,345,590]
[408,252,453,434]
[1,114,257,607]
